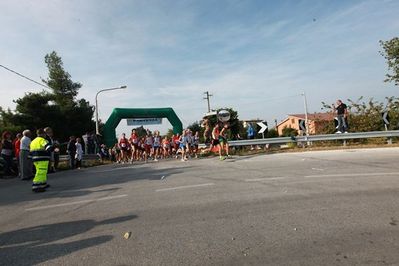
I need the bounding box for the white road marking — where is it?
[156,183,215,192]
[161,175,166,180]
[25,194,128,211]
[244,172,399,182]
[305,172,399,178]
[311,168,324,171]
[245,177,287,182]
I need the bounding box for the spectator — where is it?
[44,127,55,173]
[67,136,76,169]
[75,137,84,169]
[99,144,109,162]
[13,133,22,176]
[93,133,99,154]
[1,131,15,176]
[13,133,22,165]
[332,99,349,133]
[82,132,89,154]
[53,140,60,171]
[88,132,95,154]
[19,130,33,180]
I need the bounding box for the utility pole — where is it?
[301,92,310,145]
[301,92,309,137]
[203,91,213,112]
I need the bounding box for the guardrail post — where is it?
[388,138,393,145]
[343,140,347,147]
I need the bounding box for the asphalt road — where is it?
[1,147,399,266]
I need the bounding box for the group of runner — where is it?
[111,114,232,164]
[202,118,231,160]
[112,129,201,163]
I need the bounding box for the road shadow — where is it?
[0,214,137,266]
[0,164,191,206]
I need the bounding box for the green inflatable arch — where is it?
[102,107,183,147]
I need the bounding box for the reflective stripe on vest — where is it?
[30,137,50,161]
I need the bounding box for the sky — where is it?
[0,0,398,135]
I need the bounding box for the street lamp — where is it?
[95,85,127,135]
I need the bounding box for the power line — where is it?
[0,64,50,89]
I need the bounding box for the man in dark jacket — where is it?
[332,100,349,133]
[67,136,77,169]
[44,127,55,173]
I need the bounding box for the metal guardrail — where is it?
[227,130,399,147]
[59,154,100,162]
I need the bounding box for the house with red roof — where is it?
[276,113,335,136]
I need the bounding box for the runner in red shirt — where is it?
[162,137,171,158]
[129,129,139,163]
[172,133,180,155]
[118,133,129,164]
[212,123,224,160]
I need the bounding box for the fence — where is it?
[59,154,100,162]
[226,130,399,147]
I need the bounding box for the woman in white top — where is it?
[178,130,188,161]
[153,131,161,161]
[75,138,84,169]
[20,130,33,179]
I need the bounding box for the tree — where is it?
[166,129,174,138]
[132,126,147,137]
[281,126,298,137]
[0,107,21,133]
[187,121,201,134]
[43,51,81,106]
[0,51,95,141]
[266,128,279,138]
[380,37,399,86]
